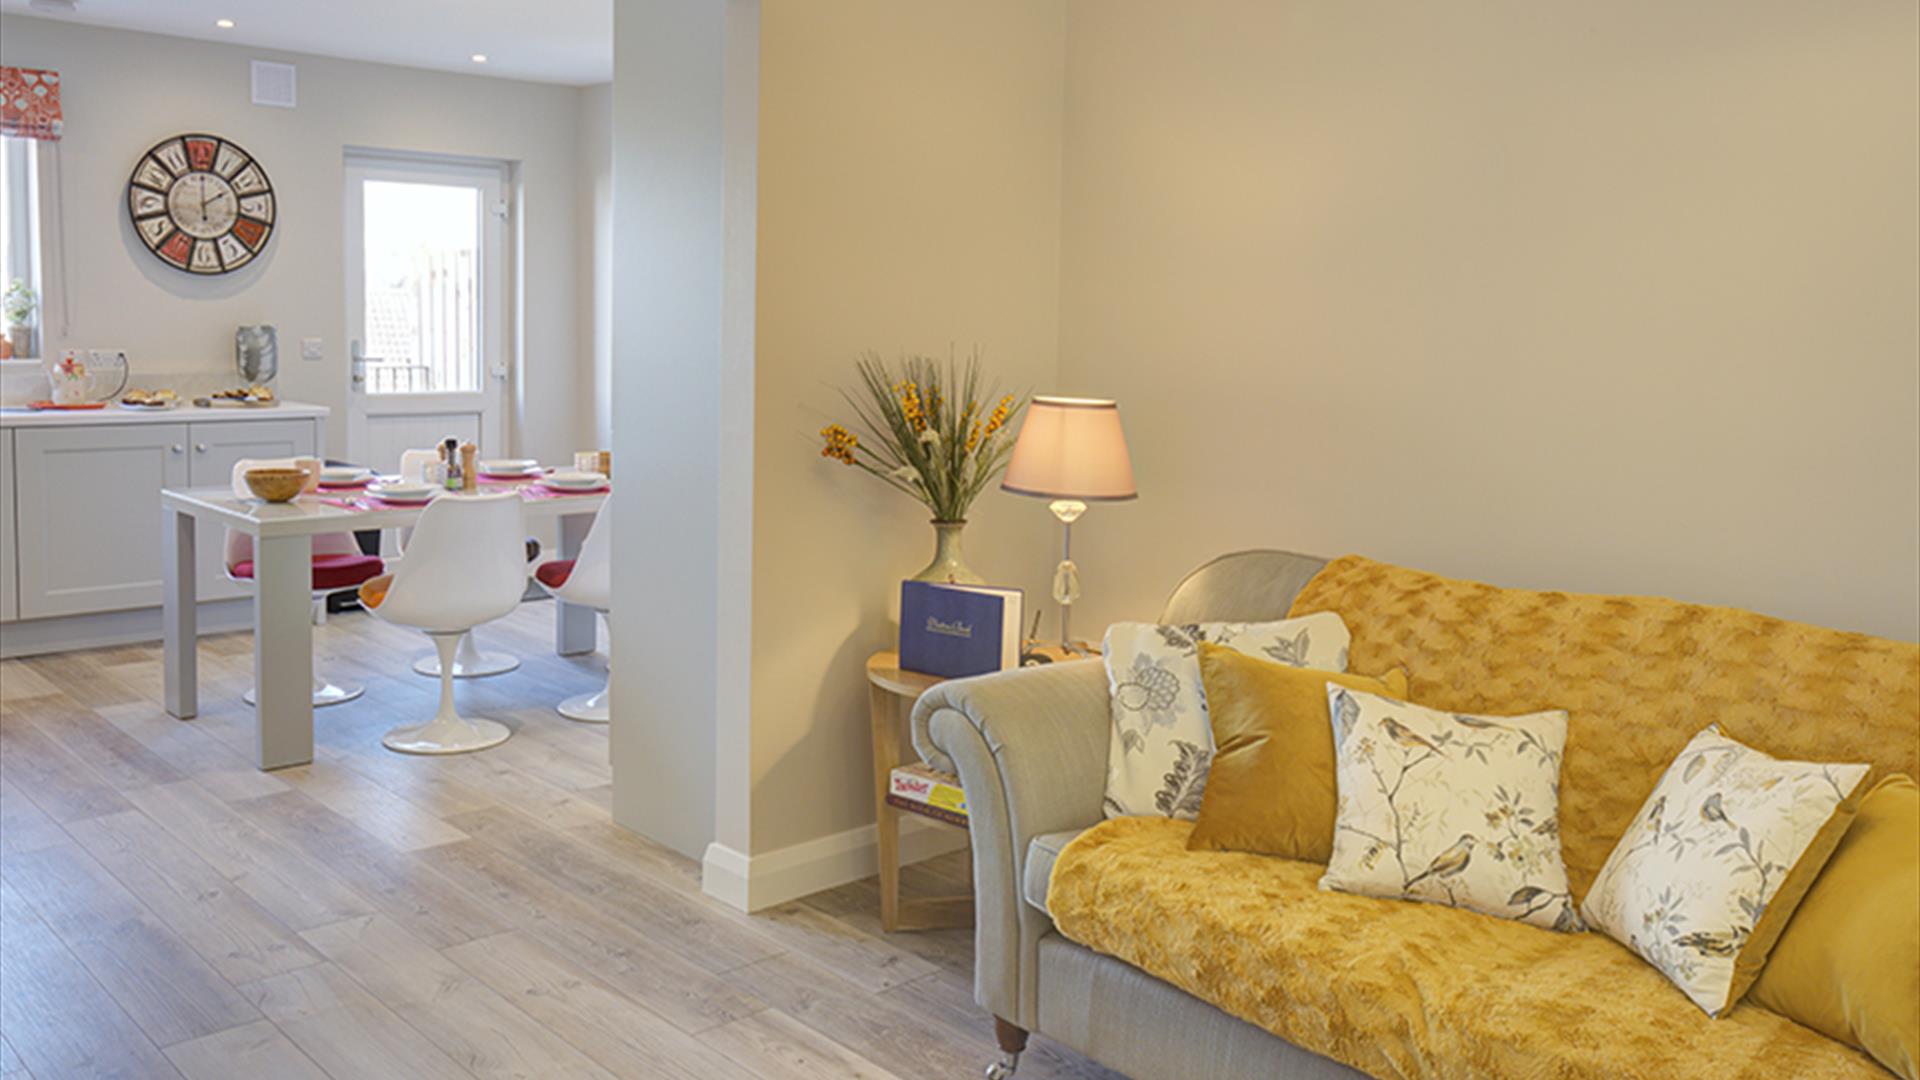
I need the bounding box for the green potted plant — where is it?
[3,279,37,359]
[818,351,1026,582]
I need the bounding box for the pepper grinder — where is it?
[460,443,478,493]
[442,437,461,491]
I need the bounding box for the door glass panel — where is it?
[359,180,481,395]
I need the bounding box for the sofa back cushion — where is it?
[1289,555,1920,899]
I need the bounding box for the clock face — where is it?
[127,134,275,275]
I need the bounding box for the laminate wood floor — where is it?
[0,605,1122,1080]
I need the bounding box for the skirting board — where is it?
[702,817,970,913]
[0,599,253,659]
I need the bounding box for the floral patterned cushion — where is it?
[1581,725,1870,1016]
[1321,687,1582,931]
[1100,612,1349,820]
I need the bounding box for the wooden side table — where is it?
[867,650,974,932]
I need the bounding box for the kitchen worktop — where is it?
[0,401,329,427]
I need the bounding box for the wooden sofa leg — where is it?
[986,1017,1028,1079]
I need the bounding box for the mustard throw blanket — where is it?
[1050,819,1890,1079]
[1048,557,1917,1078]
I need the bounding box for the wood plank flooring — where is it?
[0,605,1120,1079]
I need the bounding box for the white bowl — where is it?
[479,458,540,475]
[369,482,437,502]
[320,466,371,484]
[543,471,605,489]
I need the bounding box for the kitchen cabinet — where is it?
[0,431,16,623]
[185,417,319,601]
[0,405,327,649]
[13,422,192,618]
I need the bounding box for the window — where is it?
[0,133,44,357]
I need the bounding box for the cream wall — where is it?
[1055,0,1920,641]
[749,0,1067,854]
[0,16,593,462]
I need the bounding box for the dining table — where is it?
[160,476,609,770]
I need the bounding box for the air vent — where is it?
[250,61,297,109]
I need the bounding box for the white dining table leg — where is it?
[163,506,198,719]
[555,510,596,656]
[254,532,315,770]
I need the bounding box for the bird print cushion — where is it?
[1321,687,1582,931]
[1581,725,1870,1016]
[1101,612,1350,820]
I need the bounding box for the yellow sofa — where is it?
[914,552,1918,1080]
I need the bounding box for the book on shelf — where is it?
[899,580,1023,679]
[887,763,968,826]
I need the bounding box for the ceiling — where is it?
[0,0,612,85]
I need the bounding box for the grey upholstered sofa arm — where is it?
[911,658,1110,1027]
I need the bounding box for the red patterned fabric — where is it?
[535,560,575,589]
[230,553,385,591]
[0,67,62,141]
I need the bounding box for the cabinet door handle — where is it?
[195,443,208,453]
[171,444,184,454]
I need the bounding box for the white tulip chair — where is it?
[395,447,521,679]
[532,490,611,723]
[357,491,529,754]
[226,458,384,707]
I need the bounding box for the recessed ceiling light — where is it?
[471,53,489,64]
[215,18,235,28]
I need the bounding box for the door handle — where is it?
[350,339,381,388]
[170,444,184,454]
[195,443,208,453]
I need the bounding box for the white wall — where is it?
[0,16,594,463]
[577,82,613,449]
[608,0,759,861]
[748,0,1067,859]
[1055,0,1920,641]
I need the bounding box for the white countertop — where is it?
[0,401,329,428]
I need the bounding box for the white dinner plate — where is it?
[542,470,606,489]
[479,458,541,475]
[320,466,372,484]
[368,482,437,503]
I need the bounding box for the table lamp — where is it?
[1001,396,1137,652]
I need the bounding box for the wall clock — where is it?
[126,133,276,275]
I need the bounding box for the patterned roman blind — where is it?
[0,67,62,141]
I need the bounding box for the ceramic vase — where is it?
[912,520,985,584]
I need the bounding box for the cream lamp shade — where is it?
[1003,396,1136,652]
[1001,396,1138,501]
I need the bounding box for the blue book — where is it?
[899,580,1024,679]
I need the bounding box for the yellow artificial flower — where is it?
[819,423,859,465]
[982,393,1015,437]
[895,381,928,432]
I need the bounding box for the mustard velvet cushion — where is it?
[1050,817,1891,1080]
[1751,775,1920,1080]
[1186,644,1408,862]
[1287,556,1920,902]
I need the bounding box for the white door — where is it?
[344,154,508,474]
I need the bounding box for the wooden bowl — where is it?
[244,468,309,503]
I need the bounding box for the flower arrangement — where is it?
[3,280,36,328]
[819,351,1026,524]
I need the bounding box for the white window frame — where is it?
[0,134,67,359]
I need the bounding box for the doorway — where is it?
[343,153,508,472]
